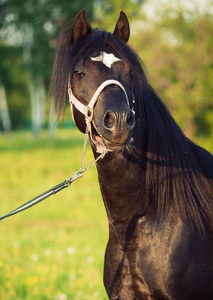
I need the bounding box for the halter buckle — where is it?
[85,106,93,122]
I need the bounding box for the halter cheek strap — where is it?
[68,78,131,152]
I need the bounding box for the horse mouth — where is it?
[102,137,133,151]
[91,121,133,151]
[91,121,106,150]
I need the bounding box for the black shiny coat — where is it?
[50,10,213,299]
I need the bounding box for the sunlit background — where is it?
[0,0,212,299]
[1,0,213,140]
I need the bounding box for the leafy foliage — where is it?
[131,2,213,138]
[0,0,95,129]
[0,0,212,139]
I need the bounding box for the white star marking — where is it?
[90,51,121,68]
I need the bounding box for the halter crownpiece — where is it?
[68,77,134,153]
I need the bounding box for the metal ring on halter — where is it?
[85,106,93,122]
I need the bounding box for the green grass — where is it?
[0,129,108,300]
[0,129,212,300]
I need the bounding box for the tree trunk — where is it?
[23,42,46,138]
[48,99,58,138]
[27,74,46,137]
[0,77,12,133]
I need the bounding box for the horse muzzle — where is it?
[99,108,135,150]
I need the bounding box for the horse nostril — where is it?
[127,110,135,128]
[103,111,116,130]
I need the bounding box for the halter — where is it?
[68,78,131,153]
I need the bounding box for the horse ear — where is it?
[71,10,92,43]
[113,11,130,43]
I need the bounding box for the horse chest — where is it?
[104,210,213,299]
[103,214,174,299]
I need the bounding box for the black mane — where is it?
[50,23,213,235]
[138,86,213,234]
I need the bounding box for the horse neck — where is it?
[94,147,147,226]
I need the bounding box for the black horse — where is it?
[50,10,213,300]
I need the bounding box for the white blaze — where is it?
[90,51,121,68]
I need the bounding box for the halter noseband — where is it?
[68,78,131,153]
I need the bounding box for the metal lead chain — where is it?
[81,147,108,173]
[80,122,90,172]
[66,121,108,187]
[79,122,108,175]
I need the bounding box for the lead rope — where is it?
[0,125,108,221]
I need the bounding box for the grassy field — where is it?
[0,129,212,300]
[0,129,108,300]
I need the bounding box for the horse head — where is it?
[68,10,135,152]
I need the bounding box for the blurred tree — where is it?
[0,0,212,141]
[0,0,94,134]
[131,0,213,138]
[0,44,30,129]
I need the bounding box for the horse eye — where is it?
[126,69,134,82]
[129,69,134,78]
[74,71,85,79]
